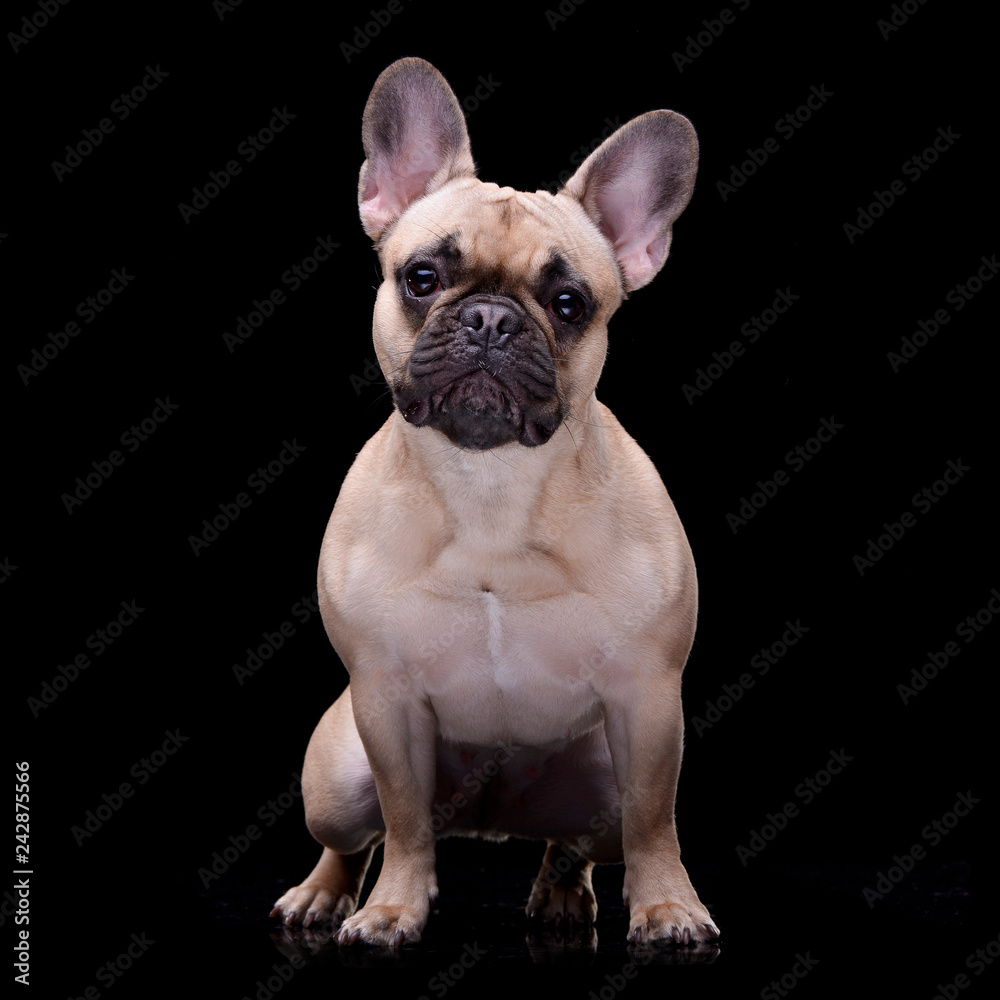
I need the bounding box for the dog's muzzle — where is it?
[395,295,561,450]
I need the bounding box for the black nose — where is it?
[460,300,523,348]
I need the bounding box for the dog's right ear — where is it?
[358,58,476,242]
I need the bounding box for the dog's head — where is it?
[359,58,698,451]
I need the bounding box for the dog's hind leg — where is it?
[526,841,598,927]
[270,687,384,927]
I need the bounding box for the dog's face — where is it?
[374,182,622,449]
[358,59,699,451]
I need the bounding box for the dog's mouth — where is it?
[399,369,558,449]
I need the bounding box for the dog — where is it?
[271,57,719,948]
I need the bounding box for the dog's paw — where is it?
[526,881,598,927]
[334,904,427,947]
[270,884,356,929]
[627,901,720,946]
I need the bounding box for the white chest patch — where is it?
[400,584,615,747]
[482,591,515,687]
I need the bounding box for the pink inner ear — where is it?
[597,182,670,290]
[362,141,443,233]
[614,233,668,291]
[359,194,396,238]
[361,170,435,237]
[394,164,439,210]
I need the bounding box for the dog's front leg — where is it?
[601,669,721,945]
[334,667,438,947]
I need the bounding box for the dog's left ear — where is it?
[358,58,476,242]
[562,111,698,292]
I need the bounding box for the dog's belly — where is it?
[431,729,621,846]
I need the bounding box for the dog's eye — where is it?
[405,266,441,297]
[549,291,586,324]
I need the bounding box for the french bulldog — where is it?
[271,57,719,948]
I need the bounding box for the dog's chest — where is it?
[395,580,615,747]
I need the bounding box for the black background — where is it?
[6,1,994,997]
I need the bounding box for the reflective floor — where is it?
[194,837,973,996]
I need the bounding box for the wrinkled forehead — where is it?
[382,181,622,299]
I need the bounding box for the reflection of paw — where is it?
[628,901,720,946]
[525,922,599,957]
[526,880,598,926]
[270,926,338,960]
[334,904,427,948]
[270,884,355,929]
